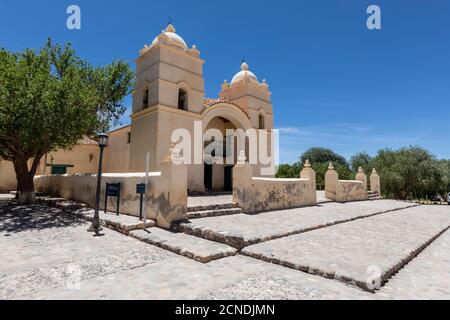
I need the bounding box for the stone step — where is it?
[37,196,154,235]
[79,209,155,235]
[130,228,237,263]
[187,202,237,213]
[174,201,419,250]
[368,191,382,200]
[187,208,243,219]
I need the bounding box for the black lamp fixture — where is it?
[87,133,109,236]
[97,133,109,148]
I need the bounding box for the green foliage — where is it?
[372,146,447,200]
[300,147,348,167]
[0,39,134,202]
[437,160,450,196]
[276,146,449,199]
[276,163,301,178]
[276,147,352,187]
[350,152,373,173]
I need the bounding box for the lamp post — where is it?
[88,133,109,236]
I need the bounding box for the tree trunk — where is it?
[13,157,37,204]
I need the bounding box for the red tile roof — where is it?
[79,136,98,146]
[203,98,250,119]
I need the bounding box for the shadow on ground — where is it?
[0,199,86,234]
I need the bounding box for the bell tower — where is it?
[129,24,205,172]
[219,62,273,130]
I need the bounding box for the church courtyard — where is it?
[1,193,449,300]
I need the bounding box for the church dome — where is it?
[151,24,188,50]
[231,62,259,84]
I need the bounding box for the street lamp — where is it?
[88,133,109,236]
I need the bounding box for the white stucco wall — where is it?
[233,163,317,213]
[35,161,188,229]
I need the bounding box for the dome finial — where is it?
[166,23,176,33]
[241,61,249,71]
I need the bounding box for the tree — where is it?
[0,40,134,203]
[276,163,302,178]
[350,152,373,173]
[300,147,348,167]
[276,148,352,188]
[371,146,444,199]
[437,160,450,196]
[299,147,351,187]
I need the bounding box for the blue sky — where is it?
[1,0,449,163]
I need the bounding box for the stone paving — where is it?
[378,218,450,299]
[0,202,173,299]
[22,255,373,300]
[38,196,154,235]
[188,195,233,209]
[130,228,237,263]
[2,195,450,300]
[242,205,450,292]
[0,197,370,300]
[176,200,417,249]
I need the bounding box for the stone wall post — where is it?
[151,146,188,229]
[355,167,367,191]
[300,159,317,203]
[325,162,338,201]
[232,152,253,212]
[370,168,381,195]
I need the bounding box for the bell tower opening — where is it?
[143,88,149,109]
[259,113,265,129]
[178,89,188,110]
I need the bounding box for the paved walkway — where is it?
[188,194,233,208]
[187,192,331,208]
[0,198,368,300]
[378,220,450,299]
[1,195,449,299]
[242,205,450,291]
[177,200,416,249]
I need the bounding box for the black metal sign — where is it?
[105,182,121,215]
[136,183,146,195]
[136,183,146,220]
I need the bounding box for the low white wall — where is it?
[335,180,367,202]
[35,160,187,229]
[233,163,317,213]
[0,160,17,192]
[325,164,368,202]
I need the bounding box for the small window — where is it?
[51,165,68,175]
[143,88,149,109]
[259,114,265,129]
[178,89,188,110]
[127,132,131,144]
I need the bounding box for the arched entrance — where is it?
[201,103,253,193]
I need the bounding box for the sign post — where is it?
[136,183,146,220]
[104,182,121,216]
[142,152,150,227]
